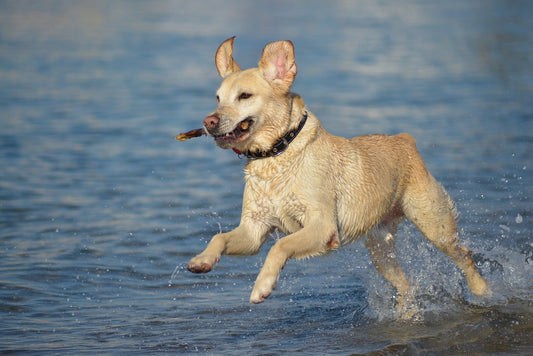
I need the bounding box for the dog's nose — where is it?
[203,114,219,130]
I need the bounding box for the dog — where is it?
[187,37,488,315]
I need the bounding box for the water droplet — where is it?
[499,224,510,232]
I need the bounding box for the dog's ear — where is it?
[215,36,241,78]
[259,40,297,90]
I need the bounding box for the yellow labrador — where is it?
[187,37,488,315]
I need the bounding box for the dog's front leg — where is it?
[250,223,338,303]
[188,222,269,273]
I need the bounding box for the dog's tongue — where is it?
[232,148,242,155]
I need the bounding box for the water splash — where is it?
[356,220,533,323]
[168,263,189,286]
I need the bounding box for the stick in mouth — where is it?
[175,128,206,141]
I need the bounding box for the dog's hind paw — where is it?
[467,274,489,296]
[395,294,421,321]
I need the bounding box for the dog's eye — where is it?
[216,95,220,103]
[238,92,253,100]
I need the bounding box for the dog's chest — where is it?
[244,174,306,234]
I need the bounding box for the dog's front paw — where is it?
[187,254,219,273]
[250,275,277,304]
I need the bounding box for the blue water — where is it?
[1,1,532,354]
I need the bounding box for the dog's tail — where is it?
[396,132,417,148]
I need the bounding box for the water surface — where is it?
[1,1,532,354]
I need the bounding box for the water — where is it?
[1,1,531,354]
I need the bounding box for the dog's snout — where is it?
[204,115,219,130]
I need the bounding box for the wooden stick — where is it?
[175,128,205,141]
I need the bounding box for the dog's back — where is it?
[313,130,426,243]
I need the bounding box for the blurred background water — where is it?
[0,0,531,354]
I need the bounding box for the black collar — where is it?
[241,111,308,159]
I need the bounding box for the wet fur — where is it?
[187,37,488,317]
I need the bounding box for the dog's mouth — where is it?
[213,117,254,145]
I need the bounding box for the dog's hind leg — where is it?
[403,172,488,296]
[365,220,417,318]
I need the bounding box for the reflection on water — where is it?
[0,1,531,354]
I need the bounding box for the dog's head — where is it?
[203,37,298,153]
